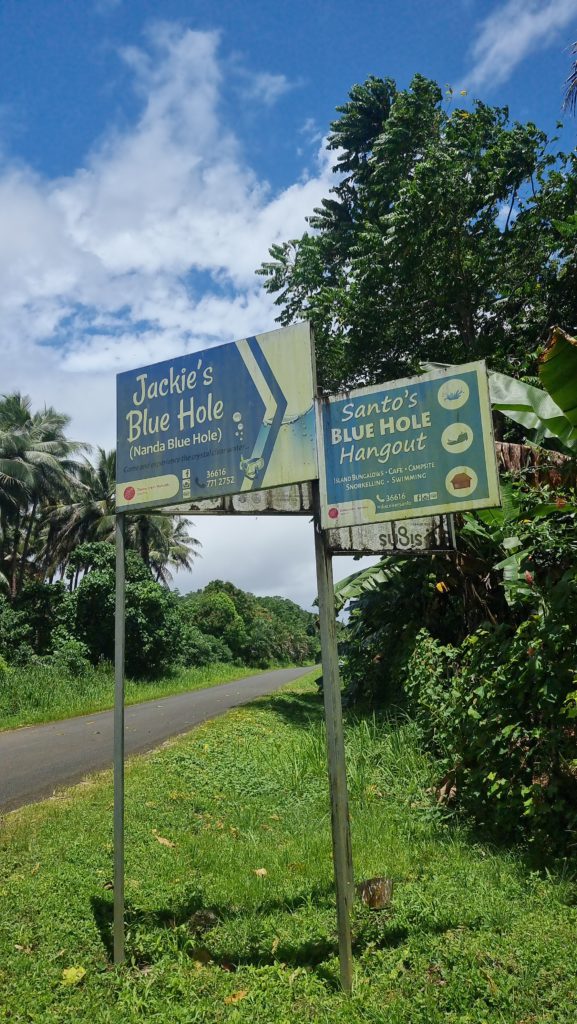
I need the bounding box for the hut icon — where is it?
[451,471,473,490]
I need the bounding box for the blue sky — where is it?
[1,0,576,606]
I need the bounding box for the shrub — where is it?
[181,583,318,668]
[202,635,234,664]
[405,615,577,853]
[70,543,182,679]
[183,590,248,660]
[49,628,91,677]
[0,597,33,664]
[14,581,71,655]
[179,625,233,667]
[246,617,278,668]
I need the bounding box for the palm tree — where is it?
[0,400,200,595]
[564,42,577,113]
[146,515,201,584]
[125,511,200,583]
[46,448,116,581]
[0,394,85,596]
[51,448,200,586]
[18,405,87,592]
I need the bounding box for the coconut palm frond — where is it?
[564,42,577,113]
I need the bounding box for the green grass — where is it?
[2,672,577,1022]
[0,661,295,731]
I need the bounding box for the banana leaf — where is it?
[488,371,577,452]
[332,558,406,612]
[424,355,577,452]
[539,326,577,429]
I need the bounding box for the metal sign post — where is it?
[111,332,496,989]
[312,480,354,994]
[113,513,126,964]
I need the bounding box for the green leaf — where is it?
[332,558,406,612]
[502,536,522,551]
[474,482,520,528]
[539,327,577,429]
[489,370,577,452]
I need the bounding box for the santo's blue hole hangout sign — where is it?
[116,322,317,512]
[316,361,500,530]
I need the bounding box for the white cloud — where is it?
[0,25,338,607]
[0,25,335,392]
[299,117,323,145]
[240,71,296,107]
[462,0,577,93]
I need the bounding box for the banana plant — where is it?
[489,326,577,454]
[427,330,577,453]
[459,480,577,608]
[333,558,407,613]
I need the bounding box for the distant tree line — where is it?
[0,543,319,679]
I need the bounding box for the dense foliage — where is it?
[405,616,576,853]
[70,544,183,679]
[180,580,319,669]
[335,328,577,851]
[0,546,318,681]
[259,75,577,390]
[340,478,577,852]
[258,72,577,852]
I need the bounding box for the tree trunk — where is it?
[10,514,22,599]
[17,498,38,593]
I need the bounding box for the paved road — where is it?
[0,667,313,813]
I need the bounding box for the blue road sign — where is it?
[317,361,500,529]
[116,323,316,511]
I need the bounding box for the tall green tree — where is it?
[0,394,84,596]
[50,448,200,586]
[44,447,116,582]
[259,75,577,390]
[126,512,200,584]
[67,542,182,678]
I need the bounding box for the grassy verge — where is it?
[0,661,302,731]
[2,673,577,1022]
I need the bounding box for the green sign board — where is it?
[317,361,500,529]
[116,323,317,512]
